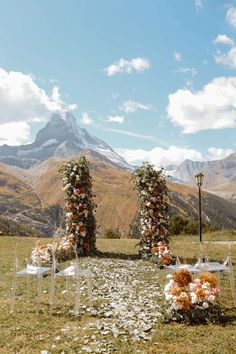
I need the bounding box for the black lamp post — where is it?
[195,172,204,243]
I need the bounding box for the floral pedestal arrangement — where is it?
[163,269,225,324]
[59,156,97,255]
[31,156,97,266]
[132,162,171,266]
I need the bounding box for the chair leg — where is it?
[74,275,81,315]
[87,271,93,304]
[36,274,43,313]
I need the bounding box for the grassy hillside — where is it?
[30,158,236,232]
[0,233,235,353]
[1,157,236,237]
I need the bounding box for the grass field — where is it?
[0,232,235,354]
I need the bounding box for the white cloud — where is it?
[0,122,31,145]
[167,76,236,133]
[105,128,157,141]
[120,100,153,113]
[104,57,150,76]
[213,34,234,46]
[207,147,234,160]
[177,67,197,76]
[106,115,124,124]
[173,51,182,62]
[195,0,203,11]
[116,145,204,168]
[215,47,236,68]
[80,112,94,125]
[0,68,77,125]
[226,6,236,28]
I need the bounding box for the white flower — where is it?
[190,292,197,304]
[166,274,173,279]
[202,302,209,309]
[165,293,174,301]
[208,295,215,303]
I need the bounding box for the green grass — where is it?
[0,233,235,354]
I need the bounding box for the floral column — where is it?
[59,156,97,255]
[132,162,171,265]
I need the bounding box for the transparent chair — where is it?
[53,247,93,315]
[198,236,236,307]
[11,242,51,313]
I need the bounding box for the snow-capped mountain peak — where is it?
[0,111,132,170]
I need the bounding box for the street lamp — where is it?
[195,172,205,243]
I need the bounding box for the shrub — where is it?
[103,228,121,239]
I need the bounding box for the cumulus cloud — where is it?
[207,147,234,160]
[120,100,153,113]
[106,115,124,124]
[0,122,31,145]
[0,68,77,124]
[0,67,78,145]
[173,51,182,62]
[115,146,204,168]
[213,34,234,46]
[167,76,236,133]
[80,112,94,125]
[104,57,150,76]
[215,47,236,68]
[226,6,236,27]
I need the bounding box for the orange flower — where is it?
[174,269,192,287]
[151,246,159,254]
[199,273,218,288]
[177,292,192,310]
[161,254,172,265]
[171,287,181,296]
[196,288,206,300]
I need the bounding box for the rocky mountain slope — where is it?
[0,111,131,171]
[172,153,236,203]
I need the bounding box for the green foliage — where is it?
[102,227,122,239]
[169,215,188,235]
[0,216,37,236]
[169,214,217,236]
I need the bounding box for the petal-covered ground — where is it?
[52,258,163,353]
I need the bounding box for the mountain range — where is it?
[172,153,236,203]
[0,111,236,236]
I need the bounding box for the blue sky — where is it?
[0,0,236,166]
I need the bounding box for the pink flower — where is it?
[211,288,220,296]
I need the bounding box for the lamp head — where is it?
[195,172,204,187]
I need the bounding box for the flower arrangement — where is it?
[151,241,172,267]
[31,234,76,266]
[163,269,224,324]
[30,156,97,266]
[132,162,171,264]
[59,156,97,255]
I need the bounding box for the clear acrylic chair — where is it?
[199,236,236,307]
[11,242,51,313]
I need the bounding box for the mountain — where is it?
[172,153,236,203]
[0,111,132,171]
[0,169,56,236]
[1,158,236,236]
[17,158,236,232]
